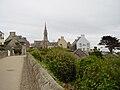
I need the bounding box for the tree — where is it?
[99,36,120,53]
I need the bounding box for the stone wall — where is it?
[0,51,8,58]
[20,54,63,90]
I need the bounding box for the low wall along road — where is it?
[0,55,63,90]
[20,54,63,90]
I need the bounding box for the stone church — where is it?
[33,23,57,48]
[43,23,49,48]
[32,23,69,49]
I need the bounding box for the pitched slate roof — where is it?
[5,32,30,49]
[48,42,57,46]
[71,37,81,46]
[74,49,88,58]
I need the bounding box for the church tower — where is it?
[43,22,48,48]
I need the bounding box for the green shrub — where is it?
[46,47,76,83]
[74,56,118,90]
[90,51,103,58]
[29,47,77,83]
[29,47,120,89]
[30,49,42,61]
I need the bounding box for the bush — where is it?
[46,47,76,83]
[29,47,120,89]
[29,47,77,83]
[74,56,118,90]
[30,49,42,60]
[90,51,103,58]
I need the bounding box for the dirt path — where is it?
[0,56,25,90]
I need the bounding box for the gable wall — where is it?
[76,36,90,51]
[58,38,67,48]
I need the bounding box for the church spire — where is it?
[44,22,48,41]
[43,22,48,48]
[44,22,47,32]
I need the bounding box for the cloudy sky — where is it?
[0,0,120,48]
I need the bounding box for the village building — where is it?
[32,23,49,49]
[43,23,49,48]
[5,32,30,55]
[57,36,67,48]
[0,31,4,45]
[71,34,90,51]
[32,23,73,49]
[67,42,71,49]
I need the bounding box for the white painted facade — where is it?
[76,34,90,51]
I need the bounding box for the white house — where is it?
[0,31,4,45]
[76,34,90,51]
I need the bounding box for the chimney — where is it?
[10,32,16,36]
[17,36,22,39]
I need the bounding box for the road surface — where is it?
[0,56,25,90]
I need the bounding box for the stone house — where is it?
[5,32,30,55]
[0,31,4,45]
[57,36,67,48]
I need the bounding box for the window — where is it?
[60,44,62,47]
[79,43,82,47]
[87,43,90,47]
[83,44,86,46]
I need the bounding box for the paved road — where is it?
[0,56,25,90]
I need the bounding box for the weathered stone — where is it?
[20,54,63,90]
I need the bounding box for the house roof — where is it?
[0,31,4,34]
[74,49,88,58]
[5,32,30,49]
[18,37,30,45]
[48,42,57,46]
[71,37,81,46]
[34,41,42,43]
